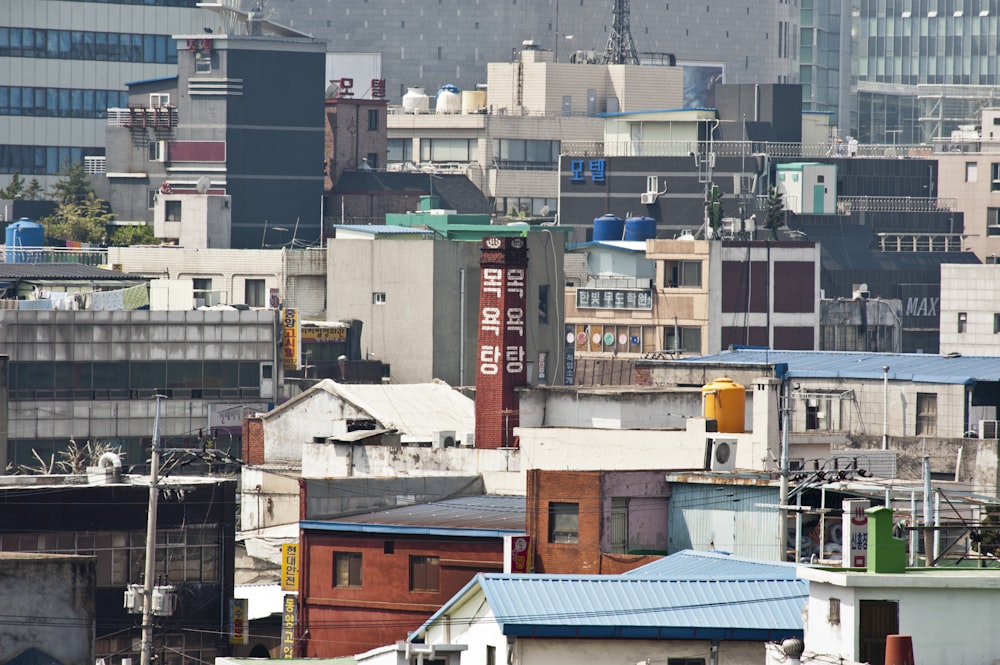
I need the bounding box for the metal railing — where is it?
[0,247,109,265]
[562,140,934,159]
[877,233,968,252]
[837,196,958,213]
[106,106,179,129]
[85,156,106,175]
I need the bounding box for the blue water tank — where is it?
[592,214,625,241]
[5,218,44,263]
[624,216,657,241]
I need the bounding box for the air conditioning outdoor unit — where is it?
[640,192,658,205]
[706,439,737,472]
[434,430,457,448]
[461,432,475,447]
[980,420,999,439]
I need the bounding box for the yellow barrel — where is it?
[701,377,746,433]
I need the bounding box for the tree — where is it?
[0,173,25,200]
[48,159,94,205]
[764,185,786,239]
[23,179,43,201]
[109,223,157,247]
[41,192,115,244]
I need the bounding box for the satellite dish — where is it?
[540,204,550,216]
[196,176,211,194]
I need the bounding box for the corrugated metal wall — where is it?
[667,483,782,561]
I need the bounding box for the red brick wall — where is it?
[527,469,603,573]
[242,417,264,465]
[300,530,504,657]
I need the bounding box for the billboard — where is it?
[282,308,301,371]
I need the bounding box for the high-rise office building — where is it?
[0,0,209,187]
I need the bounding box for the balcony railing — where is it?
[84,156,106,175]
[107,106,178,129]
[562,140,933,159]
[0,247,109,265]
[877,233,968,252]
[838,196,958,213]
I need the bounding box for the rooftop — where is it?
[673,348,1000,385]
[625,548,802,580]
[0,263,142,281]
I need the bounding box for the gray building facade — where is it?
[269,0,799,103]
[0,0,209,188]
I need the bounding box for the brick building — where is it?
[297,488,525,657]
[525,469,670,574]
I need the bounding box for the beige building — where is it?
[387,45,684,217]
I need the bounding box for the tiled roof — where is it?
[0,263,142,280]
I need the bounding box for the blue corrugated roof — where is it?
[413,572,805,642]
[674,349,1000,385]
[124,75,177,87]
[624,549,802,580]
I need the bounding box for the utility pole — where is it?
[140,394,165,665]
[778,379,790,560]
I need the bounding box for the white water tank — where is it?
[402,86,430,113]
[462,90,487,114]
[436,88,461,114]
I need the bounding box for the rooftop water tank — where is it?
[436,84,462,114]
[5,218,43,263]
[701,378,745,434]
[402,87,430,114]
[592,214,625,241]
[624,216,657,241]
[461,89,487,114]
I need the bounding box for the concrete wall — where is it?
[517,386,703,429]
[0,553,96,665]
[936,152,1000,261]
[803,574,1000,665]
[940,264,1000,355]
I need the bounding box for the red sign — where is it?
[475,237,528,449]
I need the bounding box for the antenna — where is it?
[602,0,639,65]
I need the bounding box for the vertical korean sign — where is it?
[281,308,300,371]
[842,499,870,568]
[475,236,528,449]
[281,543,299,591]
[281,594,297,658]
[230,598,249,645]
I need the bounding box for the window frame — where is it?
[916,392,938,436]
[408,555,441,592]
[333,551,363,588]
[548,501,579,544]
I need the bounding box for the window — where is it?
[548,502,579,544]
[664,326,702,354]
[383,541,394,554]
[367,108,379,130]
[164,200,181,222]
[805,397,831,431]
[916,393,937,436]
[147,141,165,162]
[670,260,702,287]
[245,279,265,308]
[147,189,157,210]
[538,284,549,324]
[610,497,628,554]
[149,93,169,108]
[372,292,386,304]
[988,208,1000,236]
[668,660,705,665]
[366,152,378,169]
[195,52,212,73]
[995,313,1000,334]
[409,555,440,591]
[387,138,412,163]
[966,161,978,182]
[419,138,475,163]
[486,646,496,665]
[492,139,560,169]
[992,163,1000,191]
[958,311,968,333]
[333,552,362,587]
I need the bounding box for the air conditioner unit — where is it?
[434,430,457,449]
[640,192,658,205]
[706,439,737,472]
[980,420,999,439]
[461,432,475,447]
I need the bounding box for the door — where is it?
[813,183,826,213]
[859,599,899,665]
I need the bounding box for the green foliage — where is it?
[764,186,786,239]
[48,159,94,205]
[109,223,157,247]
[23,178,43,201]
[40,193,115,244]
[0,173,25,200]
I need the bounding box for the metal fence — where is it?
[562,140,934,159]
[0,247,109,265]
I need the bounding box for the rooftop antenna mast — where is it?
[602,0,639,65]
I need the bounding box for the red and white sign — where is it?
[842,499,870,568]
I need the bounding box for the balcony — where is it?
[0,247,109,265]
[107,106,178,129]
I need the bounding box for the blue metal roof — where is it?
[124,75,177,87]
[624,549,802,580]
[674,349,1000,385]
[412,572,805,643]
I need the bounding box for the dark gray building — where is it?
[104,29,326,249]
